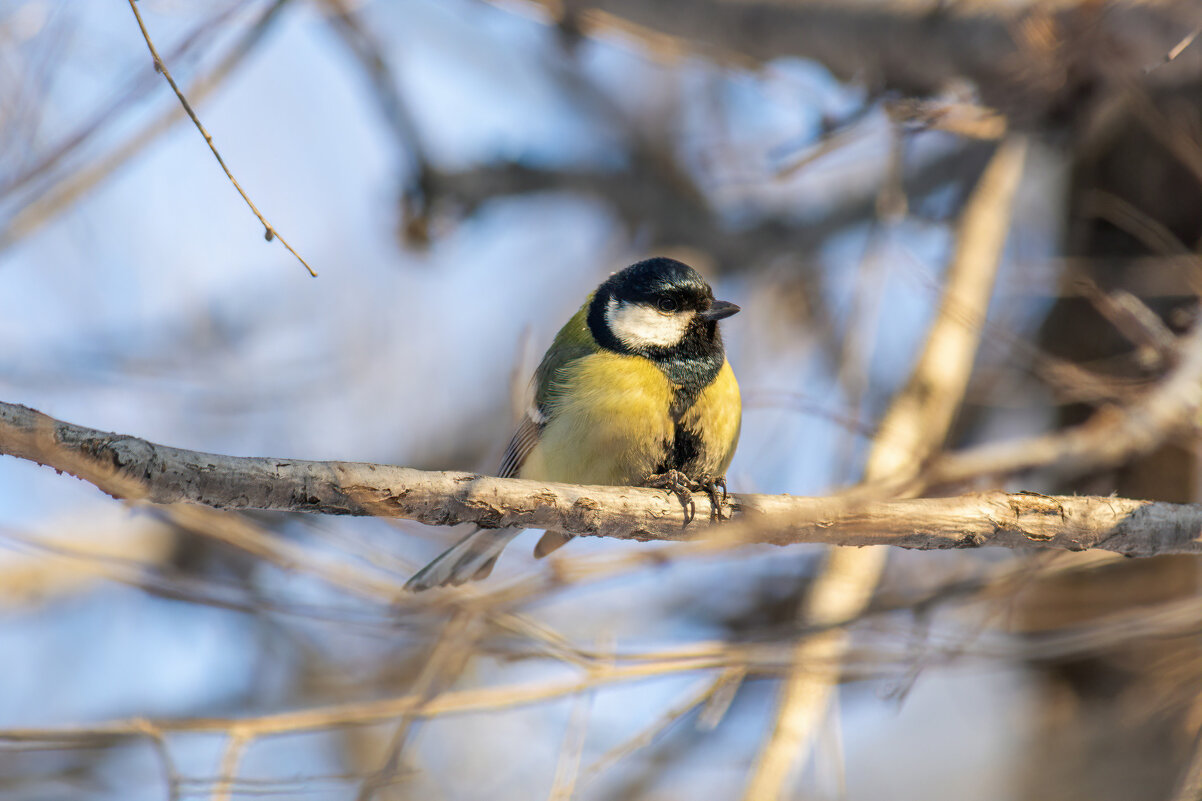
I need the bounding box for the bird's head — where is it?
[587,257,740,357]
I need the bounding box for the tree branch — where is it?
[3,400,1202,557]
[125,0,316,277]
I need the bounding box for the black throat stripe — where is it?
[587,289,727,477]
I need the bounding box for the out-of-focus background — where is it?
[2,1,1201,799]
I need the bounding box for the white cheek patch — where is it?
[606,297,691,349]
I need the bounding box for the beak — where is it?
[700,300,740,321]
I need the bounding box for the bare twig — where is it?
[548,686,593,801]
[930,312,1202,487]
[212,729,250,801]
[125,0,317,277]
[8,591,1202,753]
[1147,25,1202,73]
[578,670,739,785]
[0,2,245,199]
[1077,279,1177,358]
[5,399,1202,557]
[354,613,479,800]
[0,0,292,255]
[0,657,750,744]
[133,718,182,801]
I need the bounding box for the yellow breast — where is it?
[680,359,741,477]
[520,353,675,486]
[520,352,742,487]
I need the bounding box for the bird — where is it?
[405,256,741,590]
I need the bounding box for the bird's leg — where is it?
[643,472,733,525]
[533,530,573,558]
[643,469,697,527]
[694,474,729,522]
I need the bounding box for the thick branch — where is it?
[3,401,1202,556]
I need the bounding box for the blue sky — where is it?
[0,1,1056,798]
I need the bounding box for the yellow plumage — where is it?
[521,353,739,486]
[406,256,741,590]
[682,359,741,477]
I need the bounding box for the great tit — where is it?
[405,256,741,590]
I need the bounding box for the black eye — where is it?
[657,297,679,312]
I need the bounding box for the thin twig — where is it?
[211,729,250,801]
[548,686,594,801]
[8,591,1202,750]
[125,0,317,277]
[1146,25,1202,73]
[0,0,292,256]
[133,718,183,801]
[354,613,479,800]
[578,669,741,786]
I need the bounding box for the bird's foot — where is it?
[643,469,698,527]
[695,474,729,522]
[643,472,731,526]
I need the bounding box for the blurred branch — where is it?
[515,0,1202,120]
[743,135,1030,800]
[135,719,183,801]
[425,139,993,276]
[125,0,317,277]
[8,585,1202,753]
[354,612,479,800]
[0,518,174,607]
[320,0,437,247]
[0,660,747,744]
[4,400,1202,556]
[578,669,743,787]
[1149,24,1201,72]
[1172,727,1202,801]
[212,731,249,801]
[0,0,293,255]
[884,97,1007,140]
[0,1,244,198]
[930,305,1202,486]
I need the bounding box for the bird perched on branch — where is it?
[405,257,741,590]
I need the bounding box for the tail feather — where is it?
[405,527,523,591]
[533,530,573,559]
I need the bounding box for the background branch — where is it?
[743,134,1030,800]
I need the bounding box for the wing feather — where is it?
[497,407,544,479]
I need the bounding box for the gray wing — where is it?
[497,406,544,479]
[405,407,544,592]
[404,526,524,590]
[407,330,591,591]
[496,321,595,478]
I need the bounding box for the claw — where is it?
[695,474,729,522]
[643,471,732,526]
[712,476,729,512]
[687,471,730,521]
[643,469,698,527]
